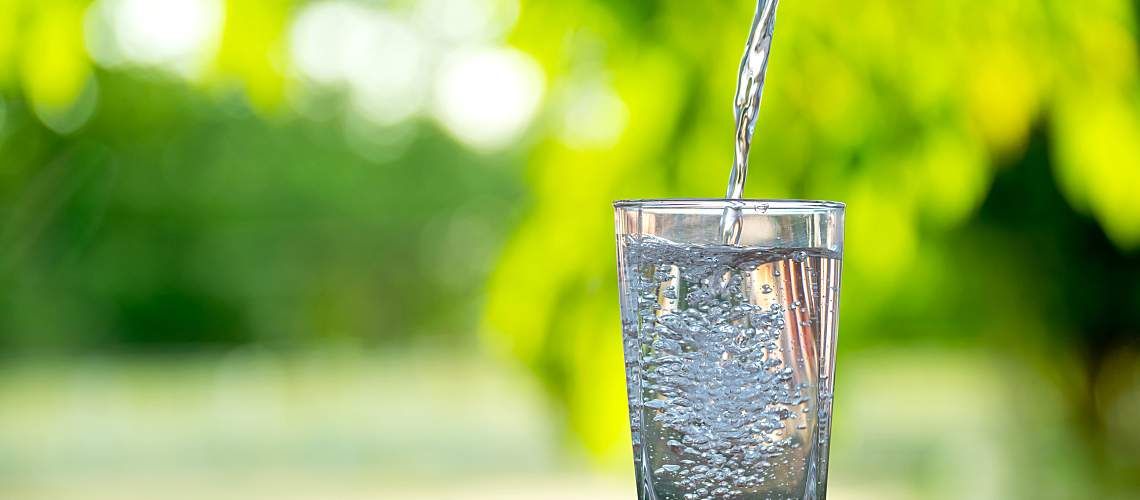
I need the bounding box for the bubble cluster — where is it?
[620,235,841,500]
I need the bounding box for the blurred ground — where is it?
[4,347,1135,498]
[0,348,627,499]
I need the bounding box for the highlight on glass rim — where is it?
[0,0,1137,499]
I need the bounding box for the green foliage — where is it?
[1,71,524,350]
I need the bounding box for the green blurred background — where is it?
[1,0,1138,498]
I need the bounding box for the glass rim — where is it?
[613,198,845,211]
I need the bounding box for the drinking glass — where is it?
[614,199,844,500]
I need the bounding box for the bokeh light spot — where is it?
[433,47,545,151]
[85,0,224,76]
[557,81,628,150]
[289,1,362,85]
[290,1,428,126]
[414,0,520,43]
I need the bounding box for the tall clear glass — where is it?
[614,199,845,500]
